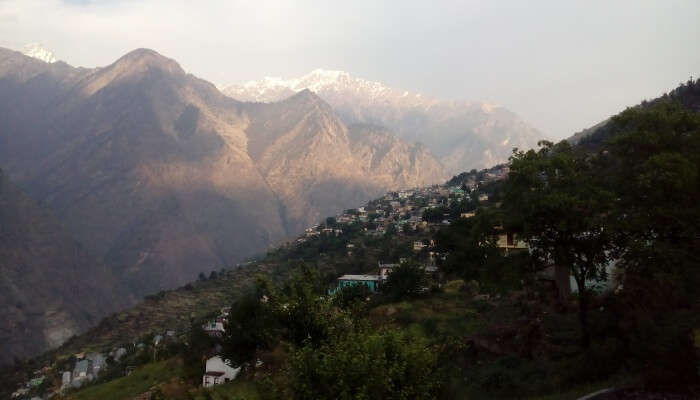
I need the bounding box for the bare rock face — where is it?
[242,90,449,233]
[0,47,447,362]
[224,69,544,173]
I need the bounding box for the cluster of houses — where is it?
[11,350,117,398]
[11,330,183,399]
[299,164,511,244]
[63,352,109,389]
[10,370,48,399]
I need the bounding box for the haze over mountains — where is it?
[0,46,454,362]
[224,69,544,172]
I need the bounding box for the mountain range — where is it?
[0,46,451,362]
[223,69,544,172]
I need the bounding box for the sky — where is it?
[1,0,699,139]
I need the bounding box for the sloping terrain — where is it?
[0,47,447,361]
[0,169,126,365]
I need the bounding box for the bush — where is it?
[286,329,441,400]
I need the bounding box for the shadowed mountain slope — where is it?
[0,169,126,365]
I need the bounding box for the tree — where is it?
[598,102,700,386]
[279,264,337,348]
[506,141,614,349]
[222,291,280,365]
[423,206,449,223]
[381,262,426,301]
[434,210,508,286]
[183,322,215,368]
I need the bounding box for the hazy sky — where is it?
[1,0,699,139]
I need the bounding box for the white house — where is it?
[61,371,71,389]
[378,263,399,282]
[202,356,240,387]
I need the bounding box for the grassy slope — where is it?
[69,358,184,400]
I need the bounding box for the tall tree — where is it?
[506,141,614,348]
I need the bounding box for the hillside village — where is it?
[6,89,700,400]
[8,164,517,399]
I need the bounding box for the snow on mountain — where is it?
[223,69,544,173]
[225,69,435,107]
[23,43,58,63]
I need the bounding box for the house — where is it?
[28,376,46,387]
[61,371,72,389]
[413,241,427,251]
[335,274,381,293]
[113,347,127,361]
[88,353,106,375]
[71,359,91,388]
[203,321,225,337]
[202,356,240,387]
[495,232,528,254]
[378,263,399,282]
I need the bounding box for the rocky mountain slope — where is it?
[0,169,126,365]
[224,69,544,172]
[0,47,447,361]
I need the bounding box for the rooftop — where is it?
[338,274,380,281]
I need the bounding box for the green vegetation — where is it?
[380,262,426,301]
[70,358,183,400]
[287,329,439,400]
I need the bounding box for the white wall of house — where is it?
[202,356,240,388]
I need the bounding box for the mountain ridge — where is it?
[0,46,447,362]
[223,69,545,172]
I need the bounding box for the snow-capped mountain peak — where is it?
[23,43,58,63]
[224,68,426,105]
[222,68,544,173]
